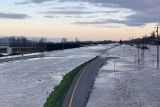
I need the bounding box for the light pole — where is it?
[155,27,160,68]
[138,39,140,62]
[142,36,145,61]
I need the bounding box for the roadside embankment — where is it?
[0,53,44,63]
[44,57,97,107]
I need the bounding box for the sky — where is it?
[0,0,159,41]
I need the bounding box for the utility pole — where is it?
[142,36,145,61]
[142,36,144,61]
[137,39,140,62]
[155,27,160,68]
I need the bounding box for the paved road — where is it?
[62,45,118,107]
[62,56,107,107]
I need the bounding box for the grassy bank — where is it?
[44,57,97,107]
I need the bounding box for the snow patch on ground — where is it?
[0,45,112,107]
[87,45,160,107]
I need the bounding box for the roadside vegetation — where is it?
[44,57,97,107]
[0,36,114,56]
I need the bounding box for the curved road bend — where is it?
[62,56,107,107]
[62,45,118,107]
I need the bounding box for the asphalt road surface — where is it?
[62,56,107,107]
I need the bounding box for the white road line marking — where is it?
[68,45,116,107]
[68,60,96,107]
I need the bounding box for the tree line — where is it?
[121,31,158,45]
[7,36,114,54]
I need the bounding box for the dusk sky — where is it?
[0,0,159,40]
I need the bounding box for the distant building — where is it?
[0,46,12,54]
[0,37,39,55]
[0,37,11,54]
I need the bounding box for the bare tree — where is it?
[39,37,47,52]
[19,36,27,47]
[62,38,67,49]
[9,36,16,47]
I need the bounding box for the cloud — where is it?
[41,10,119,15]
[16,0,52,4]
[58,0,160,26]
[74,19,121,25]
[44,15,59,18]
[15,0,160,26]
[0,12,29,19]
[15,1,29,5]
[75,19,146,26]
[40,9,120,20]
[52,6,86,10]
[31,0,52,3]
[40,10,94,15]
[124,10,160,26]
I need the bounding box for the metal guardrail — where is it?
[0,54,45,63]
